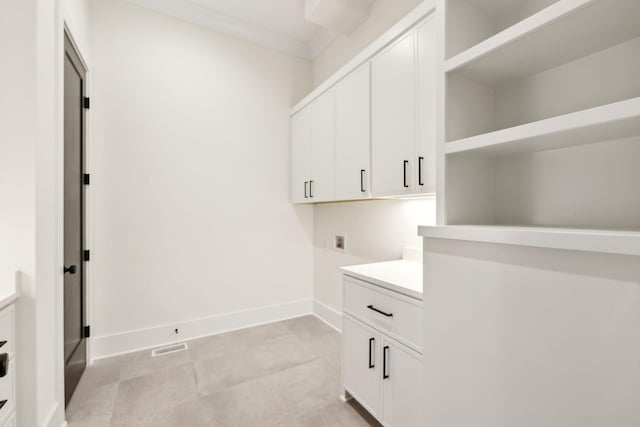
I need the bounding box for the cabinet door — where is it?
[371,31,415,196]
[334,64,371,200]
[343,315,382,419]
[291,106,312,203]
[310,90,335,202]
[415,16,437,194]
[382,338,423,427]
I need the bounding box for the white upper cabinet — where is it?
[291,90,335,203]
[371,16,437,197]
[290,7,437,204]
[290,107,312,204]
[371,31,416,197]
[310,90,335,202]
[334,64,371,200]
[415,16,437,194]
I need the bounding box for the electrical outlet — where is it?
[334,235,346,252]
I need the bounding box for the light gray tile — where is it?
[188,330,250,363]
[200,376,294,427]
[233,321,292,346]
[192,350,264,396]
[284,316,334,342]
[253,334,316,374]
[110,399,207,427]
[119,347,190,382]
[294,400,382,427]
[110,363,197,425]
[66,382,118,427]
[268,358,342,415]
[302,330,342,373]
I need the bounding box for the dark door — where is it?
[63,33,87,406]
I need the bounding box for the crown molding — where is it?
[308,27,340,59]
[126,0,320,60]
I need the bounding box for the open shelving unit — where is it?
[436,0,640,254]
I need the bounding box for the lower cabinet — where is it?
[343,316,383,419]
[343,314,423,426]
[381,337,423,427]
[0,304,15,427]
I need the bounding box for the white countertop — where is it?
[0,272,19,310]
[341,259,423,300]
[419,225,640,256]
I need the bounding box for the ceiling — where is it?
[126,0,347,60]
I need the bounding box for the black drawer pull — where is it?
[367,305,393,317]
[360,169,366,192]
[403,160,409,188]
[383,346,390,379]
[309,180,314,198]
[0,341,6,349]
[418,156,424,186]
[0,353,8,378]
[0,400,6,410]
[304,181,308,198]
[368,337,375,369]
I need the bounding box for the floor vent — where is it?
[151,342,188,357]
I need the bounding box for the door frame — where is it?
[62,27,90,404]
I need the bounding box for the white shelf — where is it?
[445,0,640,86]
[418,225,640,256]
[445,97,640,155]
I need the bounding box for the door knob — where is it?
[64,265,77,275]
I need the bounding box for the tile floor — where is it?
[66,315,382,426]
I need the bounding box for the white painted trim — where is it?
[308,28,340,59]
[90,299,313,361]
[313,299,342,332]
[291,0,436,115]
[43,401,64,427]
[124,0,314,60]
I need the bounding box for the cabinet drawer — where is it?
[0,307,14,357]
[0,361,15,426]
[344,277,422,352]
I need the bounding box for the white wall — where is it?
[0,1,38,425]
[88,0,314,358]
[312,0,423,87]
[313,199,436,328]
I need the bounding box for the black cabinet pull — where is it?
[0,353,8,378]
[368,337,375,369]
[0,400,6,410]
[64,265,77,275]
[367,304,393,317]
[304,181,308,199]
[418,156,424,186]
[309,180,313,198]
[383,346,390,379]
[403,160,409,188]
[360,169,366,193]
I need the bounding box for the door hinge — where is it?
[83,173,90,185]
[83,97,90,109]
[83,325,91,338]
[83,250,91,262]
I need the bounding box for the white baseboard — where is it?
[313,299,342,332]
[91,298,313,361]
